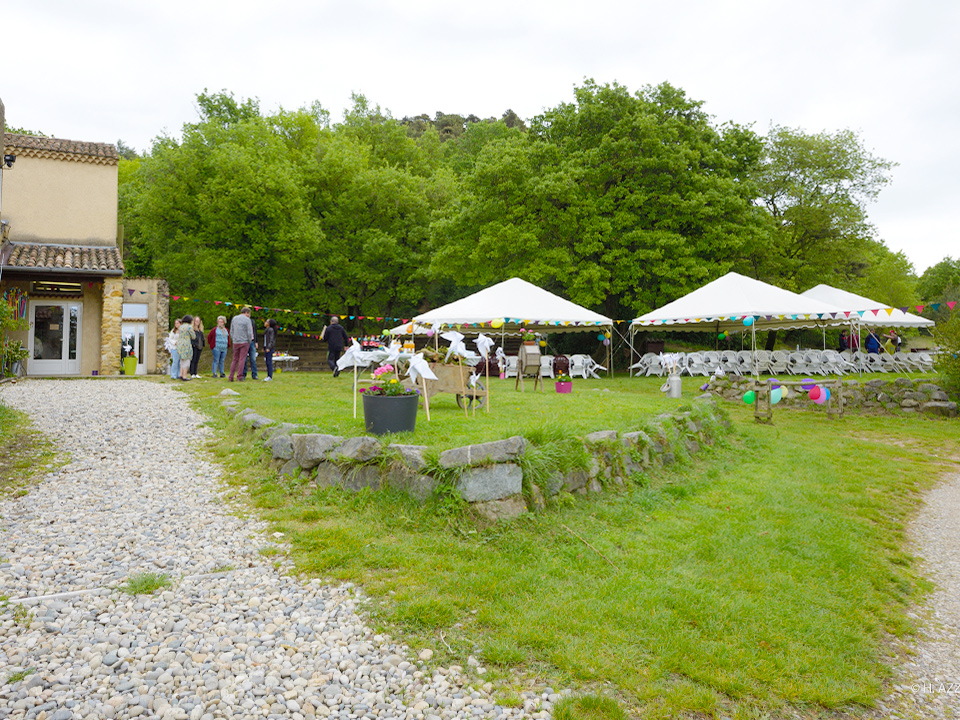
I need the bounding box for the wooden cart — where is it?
[404,362,487,409]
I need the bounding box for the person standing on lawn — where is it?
[165,318,182,380]
[176,315,196,381]
[263,318,278,381]
[228,307,254,382]
[189,315,205,378]
[207,315,230,378]
[321,316,349,377]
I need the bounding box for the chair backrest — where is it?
[570,354,588,378]
[540,355,555,377]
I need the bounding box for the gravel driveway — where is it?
[0,380,551,720]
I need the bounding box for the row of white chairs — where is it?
[631,349,935,377]
[500,354,607,379]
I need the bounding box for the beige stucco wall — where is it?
[122,277,168,374]
[2,155,118,245]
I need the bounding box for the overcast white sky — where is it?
[4,0,957,272]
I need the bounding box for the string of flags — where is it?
[156,291,958,329]
[636,303,958,326]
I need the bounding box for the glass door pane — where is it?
[33,305,65,360]
[68,305,80,360]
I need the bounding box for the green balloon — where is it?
[743,390,756,405]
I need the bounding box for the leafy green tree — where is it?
[917,256,960,326]
[844,241,918,308]
[431,80,769,319]
[121,93,323,317]
[749,126,895,291]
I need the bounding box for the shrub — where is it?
[934,310,960,397]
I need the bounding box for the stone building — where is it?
[0,131,168,376]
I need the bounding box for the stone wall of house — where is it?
[220,394,731,522]
[156,279,169,371]
[100,277,124,376]
[704,376,957,417]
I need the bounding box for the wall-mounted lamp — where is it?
[3,154,15,168]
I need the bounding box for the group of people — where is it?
[839,329,902,354]
[164,307,278,382]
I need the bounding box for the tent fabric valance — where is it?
[800,284,934,329]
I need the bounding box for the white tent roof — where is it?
[631,272,848,333]
[800,284,934,328]
[394,277,612,335]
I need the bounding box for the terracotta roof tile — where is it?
[3,133,119,166]
[1,242,124,274]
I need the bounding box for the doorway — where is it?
[28,301,83,375]
[121,322,147,375]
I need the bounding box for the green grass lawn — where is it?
[172,371,959,719]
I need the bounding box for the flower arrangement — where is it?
[555,373,572,383]
[361,364,419,397]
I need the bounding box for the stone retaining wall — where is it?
[220,394,731,521]
[705,376,958,417]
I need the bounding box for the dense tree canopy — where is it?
[117,84,938,337]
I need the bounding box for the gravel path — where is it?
[0,380,555,720]
[872,472,960,720]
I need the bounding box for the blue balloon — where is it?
[743,316,755,327]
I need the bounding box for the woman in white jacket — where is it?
[164,318,182,379]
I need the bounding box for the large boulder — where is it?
[292,434,344,469]
[389,444,428,471]
[472,496,526,522]
[456,464,523,502]
[331,436,382,462]
[920,401,958,418]
[439,436,526,468]
[264,434,294,461]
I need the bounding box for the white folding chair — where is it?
[503,356,519,378]
[769,351,789,375]
[737,350,754,375]
[702,351,722,375]
[585,358,607,378]
[685,352,707,377]
[540,355,555,379]
[788,352,809,375]
[643,354,665,377]
[753,349,772,375]
[721,350,742,376]
[570,354,589,379]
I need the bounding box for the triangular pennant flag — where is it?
[857,311,865,317]
[885,308,894,316]
[128,289,135,296]
[214,301,221,305]
[899,307,908,314]
[930,303,941,311]
[916,305,924,313]
[844,311,851,318]
[948,301,957,310]
[172,296,180,301]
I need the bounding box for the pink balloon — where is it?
[814,392,827,405]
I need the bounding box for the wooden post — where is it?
[352,364,358,419]
[422,377,431,421]
[485,362,490,413]
[458,356,468,418]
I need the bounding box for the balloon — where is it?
[718,332,726,340]
[771,387,782,405]
[800,378,816,391]
[823,388,831,401]
[814,391,828,406]
[808,386,821,401]
[597,333,606,341]
[426,329,434,337]
[605,332,612,339]
[491,318,504,329]
[743,390,756,405]
[539,340,547,347]
[603,338,611,346]
[743,316,755,327]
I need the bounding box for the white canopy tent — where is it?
[629,272,849,376]
[396,277,612,333]
[800,284,935,329]
[390,277,614,371]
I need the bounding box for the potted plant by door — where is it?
[555,373,573,394]
[122,351,137,377]
[360,364,420,435]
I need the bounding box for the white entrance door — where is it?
[121,323,147,375]
[28,301,83,375]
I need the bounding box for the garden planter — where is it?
[122,356,138,376]
[555,381,572,394]
[362,393,418,435]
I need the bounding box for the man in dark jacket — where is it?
[321,316,349,376]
